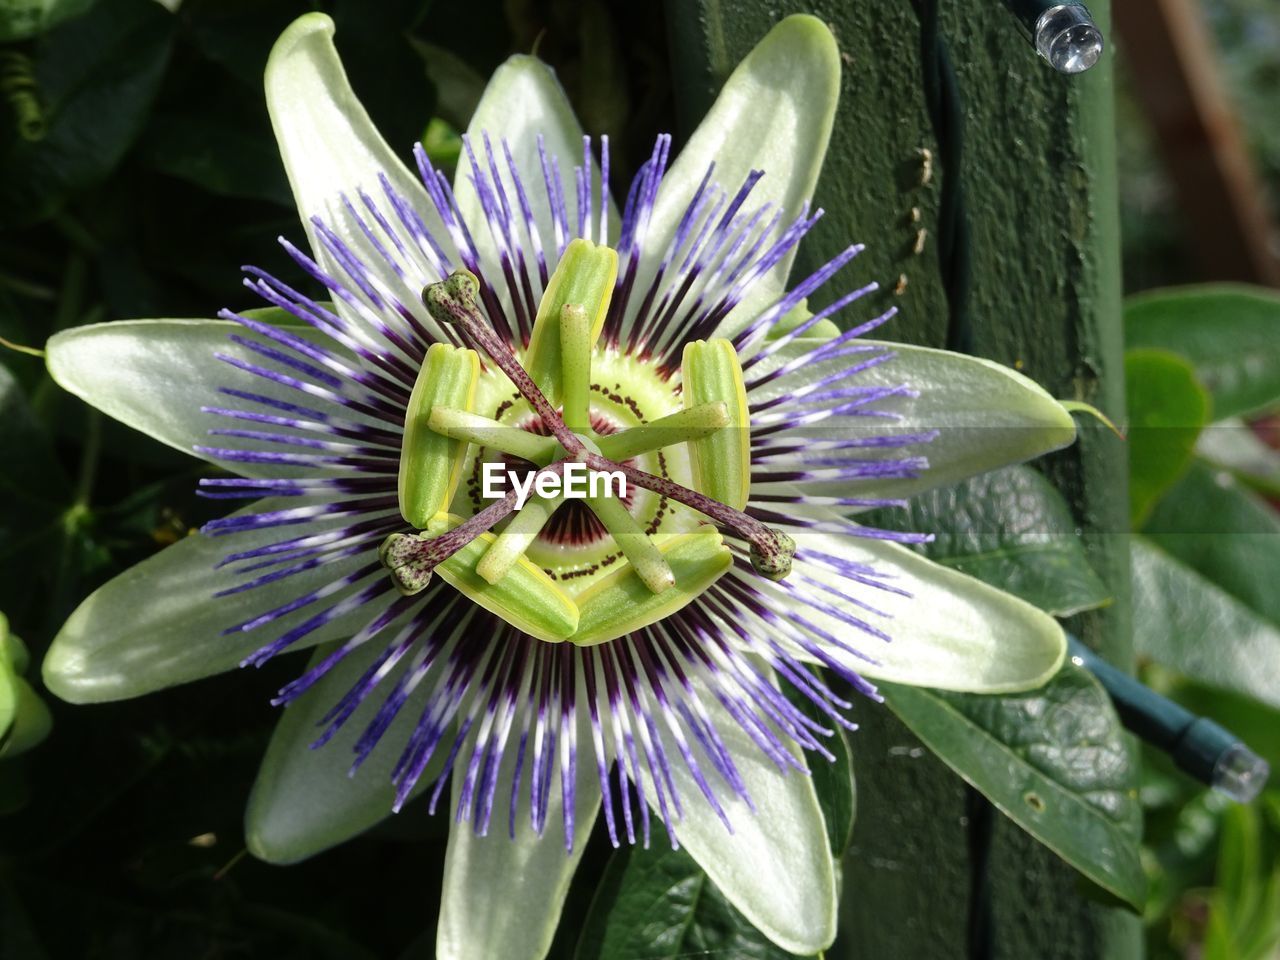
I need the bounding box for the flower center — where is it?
[460,345,694,588]
[379,240,796,646]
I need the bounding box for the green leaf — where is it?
[1125,284,1280,420]
[1142,460,1280,629]
[1202,804,1280,960]
[1125,348,1211,527]
[863,465,1110,617]
[136,110,292,205]
[0,0,95,43]
[881,666,1146,909]
[575,844,811,960]
[0,0,174,226]
[1197,419,1280,498]
[1133,537,1280,708]
[1131,471,1280,712]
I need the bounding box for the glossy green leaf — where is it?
[1125,348,1211,527]
[575,845,810,960]
[0,0,174,225]
[1142,459,1280,629]
[1131,537,1280,712]
[881,666,1146,909]
[42,499,381,702]
[1197,418,1280,498]
[1126,284,1280,420]
[864,465,1110,617]
[746,338,1077,505]
[246,638,446,864]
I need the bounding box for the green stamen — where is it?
[522,238,617,406]
[571,530,733,646]
[428,406,558,464]
[682,339,751,511]
[583,492,674,595]
[398,343,479,528]
[595,402,730,461]
[559,302,592,433]
[475,492,566,585]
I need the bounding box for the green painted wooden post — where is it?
[666,1,1139,956]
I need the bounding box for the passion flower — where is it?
[42,13,1077,959]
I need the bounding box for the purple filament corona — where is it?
[198,133,932,849]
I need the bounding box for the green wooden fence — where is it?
[667,1,1137,956]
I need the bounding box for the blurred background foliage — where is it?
[1,0,1279,957]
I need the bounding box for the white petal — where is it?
[455,55,616,301]
[647,15,840,338]
[668,672,837,955]
[747,337,1077,504]
[43,499,383,703]
[246,636,447,864]
[266,13,449,337]
[437,714,601,960]
[46,318,381,476]
[749,527,1067,693]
